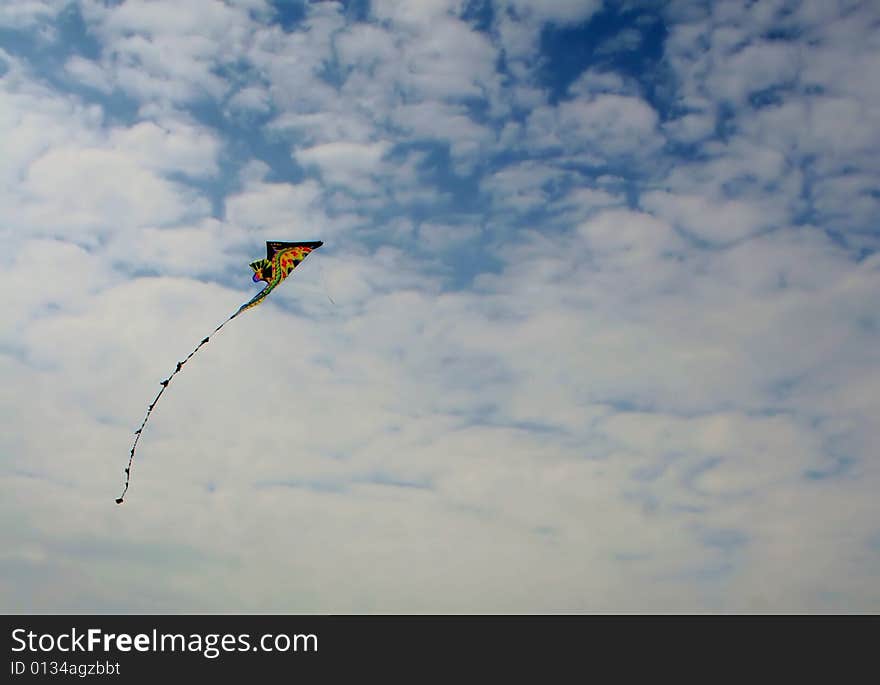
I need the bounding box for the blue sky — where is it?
[1,0,878,612]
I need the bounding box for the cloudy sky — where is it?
[1,0,878,613]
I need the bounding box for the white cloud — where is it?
[554,187,626,222]
[640,190,775,244]
[0,60,213,243]
[226,85,271,114]
[0,0,65,29]
[224,178,327,240]
[102,219,244,279]
[417,221,481,250]
[246,6,346,114]
[393,101,494,174]
[64,56,114,94]
[335,23,398,69]
[109,119,222,178]
[527,92,662,160]
[663,111,715,143]
[295,140,391,193]
[19,145,209,237]
[394,15,499,102]
[370,0,464,29]
[710,40,802,104]
[662,0,880,246]
[0,57,101,183]
[80,0,267,105]
[483,161,568,213]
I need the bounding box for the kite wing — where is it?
[241,240,323,313]
[267,240,323,259]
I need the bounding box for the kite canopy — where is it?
[250,241,322,283]
[115,239,323,504]
[241,241,323,312]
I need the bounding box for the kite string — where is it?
[316,256,336,306]
[115,308,242,504]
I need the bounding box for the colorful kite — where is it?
[116,240,323,504]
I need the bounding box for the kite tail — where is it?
[115,308,243,504]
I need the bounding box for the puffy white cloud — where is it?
[482,161,568,213]
[527,92,662,160]
[108,119,222,178]
[226,84,271,114]
[392,101,495,174]
[295,140,391,194]
[640,190,776,244]
[417,221,481,250]
[225,179,324,236]
[64,55,114,93]
[1,49,219,249]
[18,145,208,237]
[662,0,880,246]
[0,0,65,29]
[663,111,716,143]
[79,0,269,105]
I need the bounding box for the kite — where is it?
[115,240,323,504]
